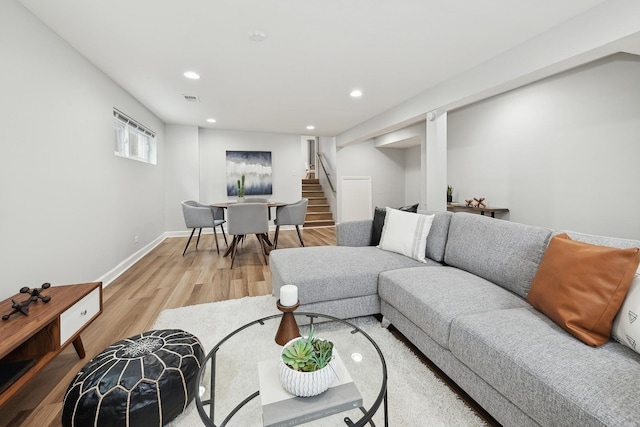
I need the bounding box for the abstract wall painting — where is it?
[226,151,273,196]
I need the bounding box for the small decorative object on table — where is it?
[275,285,300,345]
[447,185,453,203]
[465,197,486,208]
[279,327,336,397]
[237,174,246,201]
[2,282,52,320]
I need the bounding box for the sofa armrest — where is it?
[336,220,373,247]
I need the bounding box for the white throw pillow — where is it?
[612,266,640,353]
[377,208,434,263]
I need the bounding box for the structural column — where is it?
[424,111,448,212]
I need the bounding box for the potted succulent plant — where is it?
[236,174,245,201]
[279,327,336,397]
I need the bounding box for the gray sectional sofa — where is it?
[270,212,640,426]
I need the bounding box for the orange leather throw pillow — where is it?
[526,233,640,346]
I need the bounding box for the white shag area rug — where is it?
[154,295,486,427]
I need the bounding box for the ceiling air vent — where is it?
[183,94,200,103]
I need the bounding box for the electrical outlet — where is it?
[134,236,139,244]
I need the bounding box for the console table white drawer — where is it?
[60,287,101,345]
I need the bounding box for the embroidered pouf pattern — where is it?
[62,329,204,427]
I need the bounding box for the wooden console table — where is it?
[0,282,102,407]
[447,203,509,218]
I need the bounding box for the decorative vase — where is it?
[447,195,453,203]
[237,196,245,203]
[279,338,336,397]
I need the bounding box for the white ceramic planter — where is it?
[279,338,336,397]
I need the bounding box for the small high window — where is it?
[113,108,157,164]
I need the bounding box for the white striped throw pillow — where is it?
[377,207,434,263]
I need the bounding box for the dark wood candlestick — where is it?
[275,300,301,346]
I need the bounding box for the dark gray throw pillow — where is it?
[398,203,419,213]
[370,207,387,246]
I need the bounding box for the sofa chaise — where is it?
[270,211,640,426]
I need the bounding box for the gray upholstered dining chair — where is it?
[181,200,227,256]
[273,198,308,249]
[227,202,270,268]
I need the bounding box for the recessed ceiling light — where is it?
[350,89,363,98]
[184,71,200,80]
[206,118,217,123]
[306,125,315,130]
[249,32,267,42]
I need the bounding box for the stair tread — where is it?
[301,178,334,227]
[304,221,335,228]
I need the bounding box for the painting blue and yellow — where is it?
[226,151,273,196]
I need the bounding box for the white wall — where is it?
[371,122,425,208]
[197,128,303,224]
[0,0,165,300]
[163,127,306,232]
[404,145,421,205]
[448,54,640,239]
[337,140,405,221]
[164,125,199,231]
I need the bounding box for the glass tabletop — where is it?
[195,312,388,427]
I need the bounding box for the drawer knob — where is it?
[81,310,87,316]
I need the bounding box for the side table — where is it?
[0,282,102,407]
[446,203,509,218]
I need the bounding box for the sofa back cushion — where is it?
[559,230,640,250]
[425,211,453,263]
[444,213,552,298]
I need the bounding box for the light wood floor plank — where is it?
[0,227,335,427]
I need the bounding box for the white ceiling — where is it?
[18,0,607,137]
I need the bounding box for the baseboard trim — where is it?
[97,225,302,288]
[95,234,167,288]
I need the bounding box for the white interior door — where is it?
[340,176,372,222]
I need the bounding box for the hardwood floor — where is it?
[0,228,335,427]
[0,226,498,427]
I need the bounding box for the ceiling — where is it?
[18,0,607,137]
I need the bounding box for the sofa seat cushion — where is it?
[378,267,529,349]
[271,246,435,305]
[449,307,640,427]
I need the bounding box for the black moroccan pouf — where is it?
[62,329,204,427]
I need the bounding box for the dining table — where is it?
[210,201,286,220]
[210,201,287,257]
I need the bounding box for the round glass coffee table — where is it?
[195,312,388,427]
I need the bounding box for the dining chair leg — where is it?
[195,228,203,250]
[224,234,237,257]
[183,228,197,256]
[295,225,304,247]
[212,226,220,254]
[221,226,228,247]
[273,225,280,249]
[256,234,269,265]
[230,236,240,268]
